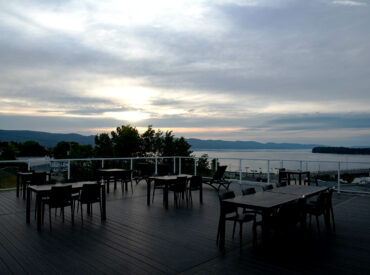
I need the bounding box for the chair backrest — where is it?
[80,183,101,204]
[262,184,274,191]
[31,171,48,185]
[49,185,72,208]
[218,191,236,215]
[213,166,227,180]
[174,176,188,192]
[278,168,288,182]
[242,187,256,196]
[189,175,202,189]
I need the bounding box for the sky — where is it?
[0,0,370,146]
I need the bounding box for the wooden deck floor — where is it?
[0,182,369,274]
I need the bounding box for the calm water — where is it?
[193,149,370,173]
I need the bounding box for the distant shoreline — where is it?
[312,147,370,155]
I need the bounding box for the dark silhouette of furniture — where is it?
[204,166,230,191]
[217,191,257,247]
[42,185,74,231]
[120,170,133,194]
[278,168,296,186]
[27,181,106,231]
[286,170,310,185]
[241,187,256,196]
[305,188,335,233]
[97,168,132,193]
[188,175,203,204]
[76,183,102,224]
[148,174,192,208]
[169,176,188,207]
[262,184,274,191]
[16,171,32,199]
[152,178,167,203]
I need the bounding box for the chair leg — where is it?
[81,203,83,224]
[239,222,243,246]
[152,188,156,203]
[330,207,335,232]
[71,204,74,225]
[232,221,237,239]
[316,216,320,232]
[62,207,65,223]
[49,206,52,231]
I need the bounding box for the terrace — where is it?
[0,157,370,274]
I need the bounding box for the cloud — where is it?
[0,1,369,146]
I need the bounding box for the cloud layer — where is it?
[1,0,370,146]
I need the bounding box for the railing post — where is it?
[102,159,104,168]
[267,160,270,184]
[306,161,308,171]
[155,157,158,175]
[28,160,31,171]
[194,158,197,176]
[179,157,182,174]
[299,160,302,171]
[130,158,133,180]
[239,159,242,184]
[173,157,176,174]
[67,160,71,180]
[337,162,341,193]
[280,160,283,169]
[215,158,218,171]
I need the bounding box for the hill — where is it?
[185,138,319,150]
[0,130,95,147]
[0,129,320,150]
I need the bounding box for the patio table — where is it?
[26,181,106,231]
[97,168,132,193]
[218,185,328,249]
[148,174,194,209]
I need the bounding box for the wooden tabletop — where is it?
[149,174,193,180]
[268,185,327,198]
[223,191,299,211]
[97,168,130,172]
[28,181,99,192]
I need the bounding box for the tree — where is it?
[94,133,114,157]
[53,141,71,159]
[19,140,46,157]
[111,125,141,157]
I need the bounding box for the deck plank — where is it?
[0,182,369,274]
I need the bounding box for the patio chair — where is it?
[305,189,335,232]
[204,166,231,191]
[262,184,274,191]
[42,185,74,231]
[76,183,102,224]
[120,170,133,194]
[216,191,257,247]
[188,175,203,204]
[278,168,296,185]
[152,178,166,203]
[169,176,188,207]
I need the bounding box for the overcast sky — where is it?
[1,0,370,146]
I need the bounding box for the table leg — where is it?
[26,187,31,224]
[16,174,20,198]
[200,182,203,204]
[147,179,151,206]
[299,174,302,185]
[114,176,117,191]
[36,193,42,231]
[218,202,226,249]
[101,184,106,220]
[164,182,169,209]
[106,176,110,193]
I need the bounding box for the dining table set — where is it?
[217,184,330,249]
